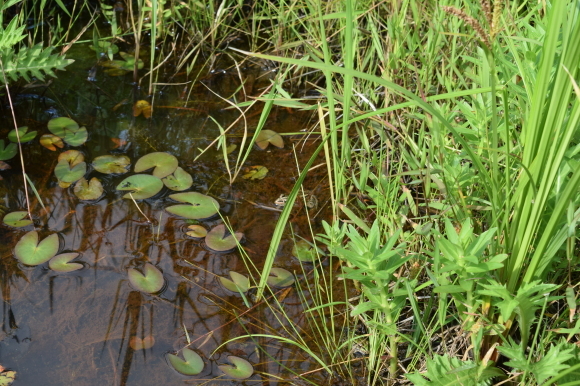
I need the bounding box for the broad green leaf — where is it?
[2,211,32,227]
[220,271,250,293]
[162,167,193,191]
[8,126,37,142]
[58,150,85,166]
[167,348,204,375]
[255,130,283,149]
[63,126,88,146]
[49,252,83,272]
[242,165,268,180]
[47,117,79,138]
[292,239,316,262]
[128,263,164,293]
[0,140,17,161]
[267,268,295,288]
[204,224,243,253]
[134,152,178,178]
[54,159,86,183]
[116,174,163,199]
[92,154,130,174]
[0,370,15,386]
[14,231,59,266]
[186,225,207,238]
[218,356,253,380]
[166,192,219,219]
[74,177,104,200]
[40,134,64,151]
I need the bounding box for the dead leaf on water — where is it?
[133,100,152,118]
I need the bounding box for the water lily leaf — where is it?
[255,130,283,150]
[74,177,104,200]
[292,239,317,262]
[40,134,64,151]
[58,150,85,167]
[93,154,130,174]
[14,231,59,266]
[63,126,88,146]
[8,126,37,143]
[186,225,207,238]
[128,263,164,293]
[162,167,193,191]
[0,370,15,386]
[130,335,155,350]
[0,140,17,161]
[267,268,295,288]
[220,271,250,293]
[49,252,83,272]
[166,192,219,219]
[205,224,243,253]
[55,159,86,183]
[47,117,79,138]
[134,152,178,178]
[218,356,253,380]
[3,211,33,227]
[116,174,163,199]
[242,165,268,180]
[167,348,204,376]
[89,41,118,59]
[102,52,144,75]
[133,100,152,118]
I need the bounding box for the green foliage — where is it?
[0,43,73,84]
[406,355,504,386]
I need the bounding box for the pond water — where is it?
[0,40,334,385]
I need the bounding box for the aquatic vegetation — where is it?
[8,127,36,143]
[92,155,130,174]
[161,167,193,191]
[266,268,294,288]
[129,335,155,350]
[2,211,32,228]
[185,224,207,238]
[242,165,268,180]
[48,252,83,272]
[73,177,103,200]
[255,130,283,150]
[47,117,88,146]
[14,231,59,266]
[204,224,243,253]
[167,348,204,376]
[127,263,165,294]
[101,52,144,76]
[54,157,86,187]
[89,40,118,60]
[219,271,250,293]
[134,151,178,178]
[165,192,219,220]
[0,140,16,161]
[291,239,317,262]
[116,174,163,200]
[39,134,64,151]
[218,356,253,380]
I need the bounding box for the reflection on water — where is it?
[0,40,330,385]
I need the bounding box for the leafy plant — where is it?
[204,224,243,253]
[218,356,253,380]
[14,231,59,266]
[167,348,204,376]
[116,174,163,199]
[127,263,165,294]
[165,192,219,219]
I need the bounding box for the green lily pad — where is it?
[255,130,284,150]
[218,356,253,380]
[166,192,219,220]
[93,154,130,174]
[47,117,79,138]
[220,271,250,293]
[40,134,64,151]
[167,348,204,376]
[63,126,88,146]
[242,165,268,180]
[292,239,317,262]
[128,263,164,293]
[205,224,243,253]
[0,140,17,161]
[134,152,178,178]
[14,231,60,266]
[2,211,33,227]
[55,159,86,183]
[162,167,193,191]
[186,225,207,238]
[0,370,15,386]
[267,268,295,288]
[74,177,104,200]
[116,174,163,199]
[8,126,37,143]
[49,252,83,272]
[58,150,85,166]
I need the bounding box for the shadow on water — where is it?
[0,36,333,385]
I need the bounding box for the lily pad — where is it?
[40,134,64,151]
[133,100,152,118]
[218,356,253,380]
[167,348,204,376]
[0,370,15,386]
[292,239,317,262]
[8,126,37,143]
[49,252,83,272]
[162,167,193,191]
[242,165,268,180]
[63,126,88,146]
[93,154,130,174]
[267,268,295,288]
[130,335,155,350]
[255,130,283,150]
[134,152,178,178]
[116,174,163,199]
[0,140,17,161]
[89,40,119,59]
[186,225,207,238]
[220,271,250,293]
[54,159,86,184]
[47,117,79,138]
[128,263,164,294]
[166,192,219,220]
[74,177,104,200]
[2,211,33,227]
[58,150,85,167]
[205,224,243,253]
[14,231,59,266]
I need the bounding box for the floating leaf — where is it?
[0,140,17,161]
[128,263,164,293]
[3,211,32,227]
[0,370,15,386]
[255,130,283,150]
[74,177,104,200]
[58,150,85,167]
[102,51,144,75]
[63,126,88,146]
[54,159,86,183]
[218,356,253,380]
[166,192,219,220]
[267,268,295,288]
[205,224,243,253]
[49,252,83,272]
[242,165,268,180]
[130,335,155,350]
[134,152,178,178]
[167,348,204,376]
[186,225,207,238]
[116,174,163,199]
[93,154,130,174]
[162,167,193,191]
[89,40,119,59]
[8,126,37,143]
[47,117,79,138]
[40,134,64,151]
[220,271,250,293]
[14,231,59,266]
[133,100,152,118]
[292,239,317,262]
